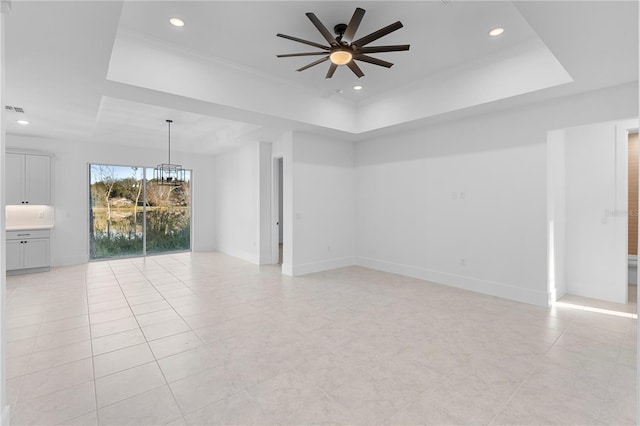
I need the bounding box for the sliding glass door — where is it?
[89,164,191,259]
[145,167,191,254]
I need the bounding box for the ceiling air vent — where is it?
[5,106,25,113]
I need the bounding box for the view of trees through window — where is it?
[89,164,191,259]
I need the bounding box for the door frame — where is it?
[270,155,283,265]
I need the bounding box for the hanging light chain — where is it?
[167,119,173,164]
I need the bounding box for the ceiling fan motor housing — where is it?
[334,23,348,40]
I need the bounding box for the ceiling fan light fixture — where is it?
[329,49,353,65]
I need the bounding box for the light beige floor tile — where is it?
[93,343,155,378]
[246,369,336,424]
[135,308,182,327]
[183,390,265,425]
[38,315,90,336]
[89,307,133,325]
[169,364,242,414]
[157,346,218,383]
[59,410,98,426]
[8,338,36,358]
[7,376,23,410]
[148,331,202,360]
[90,317,139,339]
[7,354,31,379]
[95,362,166,408]
[33,326,91,352]
[130,300,171,315]
[7,324,40,342]
[91,328,146,356]
[97,385,182,426]
[126,292,164,306]
[20,357,94,400]
[11,381,96,426]
[164,416,187,426]
[7,313,43,329]
[89,298,129,314]
[142,319,190,341]
[27,340,92,374]
[6,252,638,426]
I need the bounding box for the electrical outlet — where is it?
[38,209,45,218]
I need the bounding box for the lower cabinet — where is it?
[6,229,50,273]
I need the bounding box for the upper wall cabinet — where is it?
[6,152,51,205]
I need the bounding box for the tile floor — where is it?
[5,252,637,425]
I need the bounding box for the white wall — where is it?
[6,135,216,266]
[355,82,638,306]
[278,158,283,244]
[0,8,7,424]
[562,119,636,303]
[289,131,355,275]
[547,130,566,301]
[214,142,262,264]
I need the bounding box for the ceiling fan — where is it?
[276,7,410,79]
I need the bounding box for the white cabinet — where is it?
[6,229,50,273]
[6,153,51,205]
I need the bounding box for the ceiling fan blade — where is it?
[347,60,365,78]
[305,12,338,46]
[361,44,410,54]
[343,7,366,42]
[355,54,394,68]
[352,21,403,47]
[325,63,338,79]
[297,56,329,72]
[277,33,330,50]
[277,52,331,58]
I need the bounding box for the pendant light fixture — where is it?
[154,119,185,186]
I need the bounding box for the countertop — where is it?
[6,225,54,231]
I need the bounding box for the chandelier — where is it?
[154,119,185,186]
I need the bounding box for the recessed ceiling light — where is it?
[170,18,185,27]
[336,89,344,94]
[353,85,363,91]
[16,120,29,125]
[489,27,504,37]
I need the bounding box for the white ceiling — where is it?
[4,1,638,154]
[116,1,539,102]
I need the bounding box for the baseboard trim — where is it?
[356,256,549,306]
[216,247,260,265]
[6,266,50,276]
[52,254,89,267]
[281,263,293,276]
[291,257,355,276]
[1,405,10,426]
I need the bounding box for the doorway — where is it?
[547,119,639,306]
[271,157,283,264]
[627,132,638,298]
